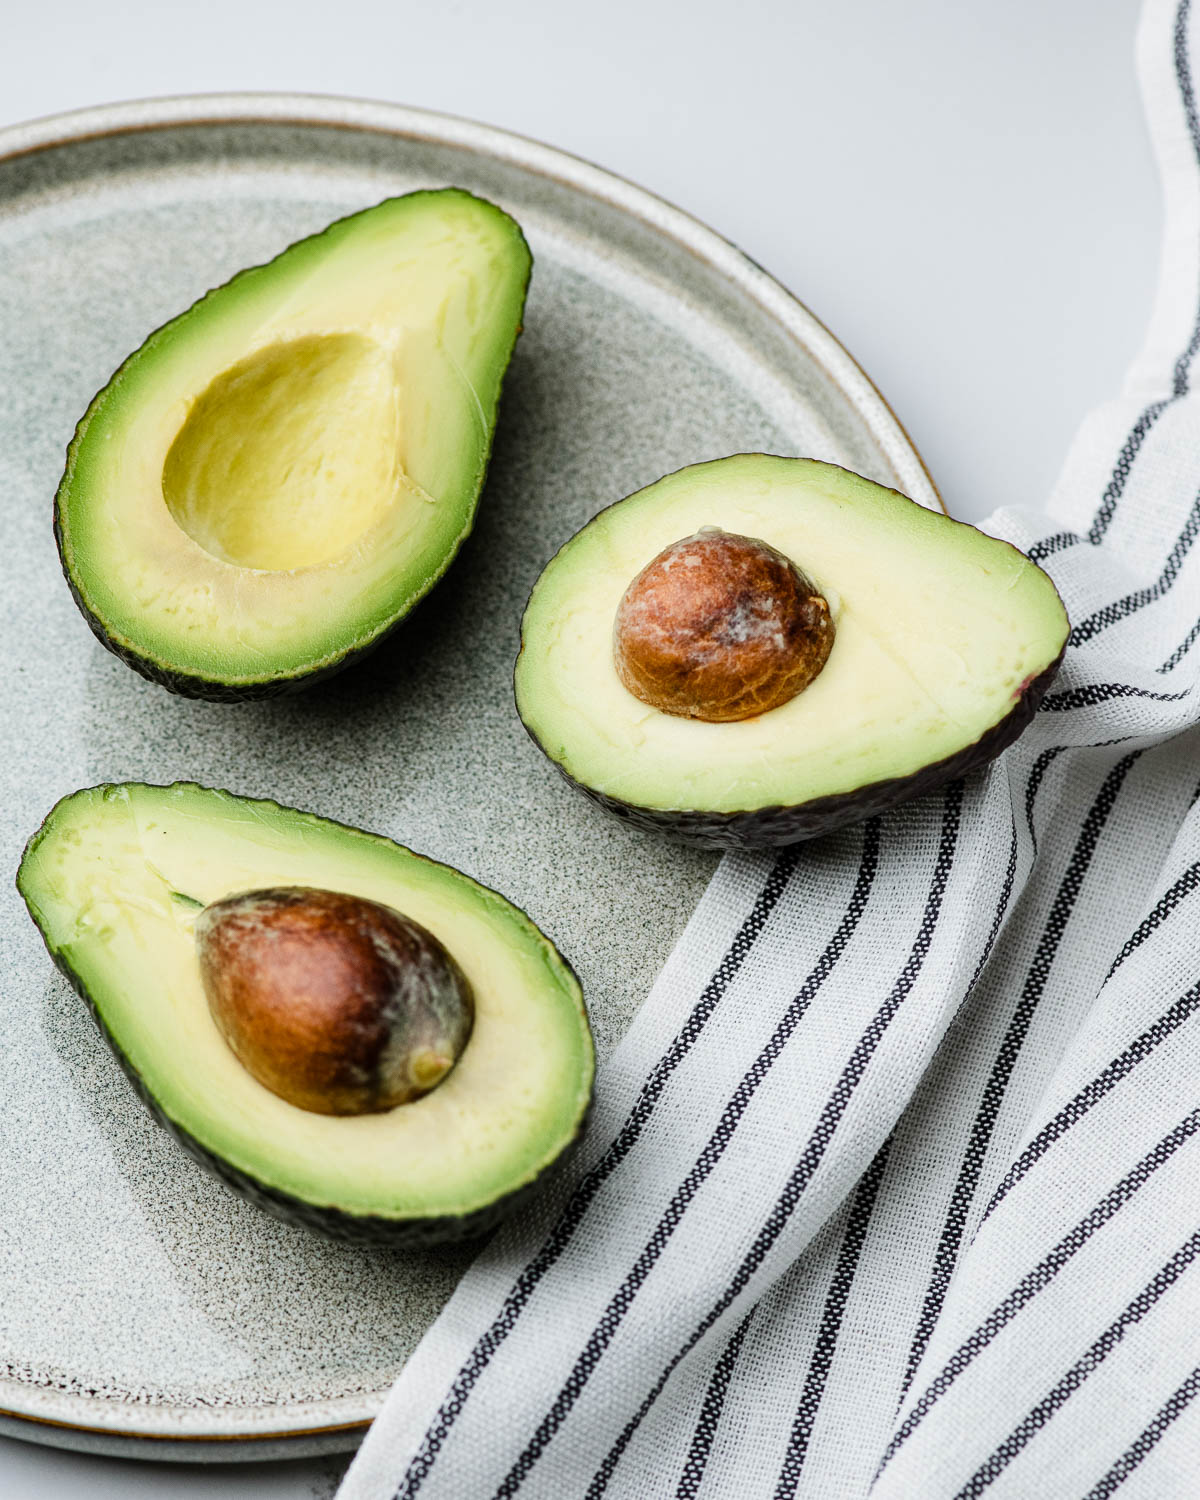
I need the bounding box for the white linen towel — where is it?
[339,1,1200,1493]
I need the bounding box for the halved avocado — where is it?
[55,189,531,699]
[16,783,593,1244]
[515,456,1068,848]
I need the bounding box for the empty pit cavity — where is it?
[162,333,401,571]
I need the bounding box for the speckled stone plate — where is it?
[0,94,939,1463]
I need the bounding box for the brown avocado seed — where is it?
[612,528,835,722]
[195,887,474,1116]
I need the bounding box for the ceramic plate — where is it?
[0,94,939,1462]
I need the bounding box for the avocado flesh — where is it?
[515,456,1068,844]
[55,189,531,698]
[17,783,593,1242]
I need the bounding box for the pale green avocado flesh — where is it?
[55,189,531,697]
[17,783,593,1240]
[516,456,1069,836]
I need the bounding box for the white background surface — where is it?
[0,1,1156,1495]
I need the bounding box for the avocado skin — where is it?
[18,783,592,1245]
[53,191,531,702]
[542,650,1063,849]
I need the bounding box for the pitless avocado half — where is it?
[54,189,531,700]
[515,456,1069,848]
[17,783,594,1245]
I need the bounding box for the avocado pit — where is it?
[612,528,834,722]
[195,886,474,1116]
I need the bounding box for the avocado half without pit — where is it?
[17,783,594,1244]
[515,455,1069,848]
[54,189,531,699]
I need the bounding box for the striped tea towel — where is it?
[338,1,1200,1494]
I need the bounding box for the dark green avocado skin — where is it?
[532,651,1064,850]
[18,784,592,1246]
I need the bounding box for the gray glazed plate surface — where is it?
[0,94,938,1462]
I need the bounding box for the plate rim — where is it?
[0,90,942,516]
[0,89,940,1453]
